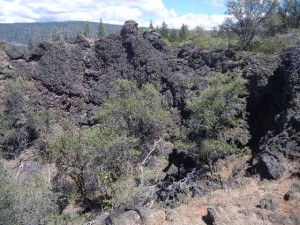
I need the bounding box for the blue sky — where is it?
[0,0,227,29]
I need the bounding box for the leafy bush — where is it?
[187,70,249,166]
[48,125,137,202]
[110,178,147,208]
[97,79,171,152]
[48,80,171,207]
[0,162,58,225]
[0,163,15,223]
[250,29,300,53]
[0,77,40,159]
[0,40,8,51]
[1,68,19,80]
[194,36,230,49]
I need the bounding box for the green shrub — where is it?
[110,178,146,208]
[0,163,15,224]
[194,36,229,49]
[1,68,19,80]
[0,162,58,225]
[187,70,249,166]
[249,38,270,53]
[48,125,138,202]
[0,41,8,51]
[0,77,39,159]
[97,79,171,150]
[250,29,300,53]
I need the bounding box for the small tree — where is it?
[149,20,154,29]
[159,21,169,39]
[82,22,91,38]
[0,40,7,50]
[48,125,137,201]
[224,0,278,49]
[97,18,107,39]
[51,28,61,42]
[187,70,249,168]
[169,28,178,43]
[28,34,38,51]
[179,24,189,41]
[62,30,69,41]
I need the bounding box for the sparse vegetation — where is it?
[0,161,58,225]
[97,18,107,39]
[186,70,249,168]
[1,2,299,223]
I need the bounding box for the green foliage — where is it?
[110,178,146,208]
[51,28,62,42]
[188,71,247,132]
[0,77,38,158]
[194,36,229,49]
[97,79,171,145]
[0,22,123,46]
[49,29,68,42]
[1,68,19,80]
[48,125,138,200]
[47,80,170,208]
[278,0,300,30]
[0,163,15,223]
[179,24,189,41]
[97,18,107,39]
[82,22,91,38]
[187,70,249,162]
[0,162,58,225]
[159,21,169,39]
[28,34,39,51]
[149,20,154,29]
[0,75,51,159]
[224,0,278,49]
[0,40,7,51]
[168,28,178,43]
[249,30,300,53]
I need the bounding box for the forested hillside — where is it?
[0,21,122,46]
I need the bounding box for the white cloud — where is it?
[0,0,226,29]
[204,0,226,8]
[150,13,227,30]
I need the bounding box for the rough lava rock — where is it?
[8,21,300,179]
[253,45,300,179]
[143,29,166,51]
[120,20,139,40]
[5,47,24,60]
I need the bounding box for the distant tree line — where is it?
[153,0,300,51]
[26,18,109,52]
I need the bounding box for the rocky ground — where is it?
[0,20,299,224]
[97,175,300,225]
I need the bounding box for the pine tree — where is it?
[149,20,154,29]
[51,28,61,42]
[179,24,189,41]
[97,18,106,39]
[62,30,69,41]
[28,34,38,51]
[28,37,34,51]
[160,21,169,39]
[169,28,178,43]
[83,22,91,38]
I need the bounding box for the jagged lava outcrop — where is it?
[4,20,299,182]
